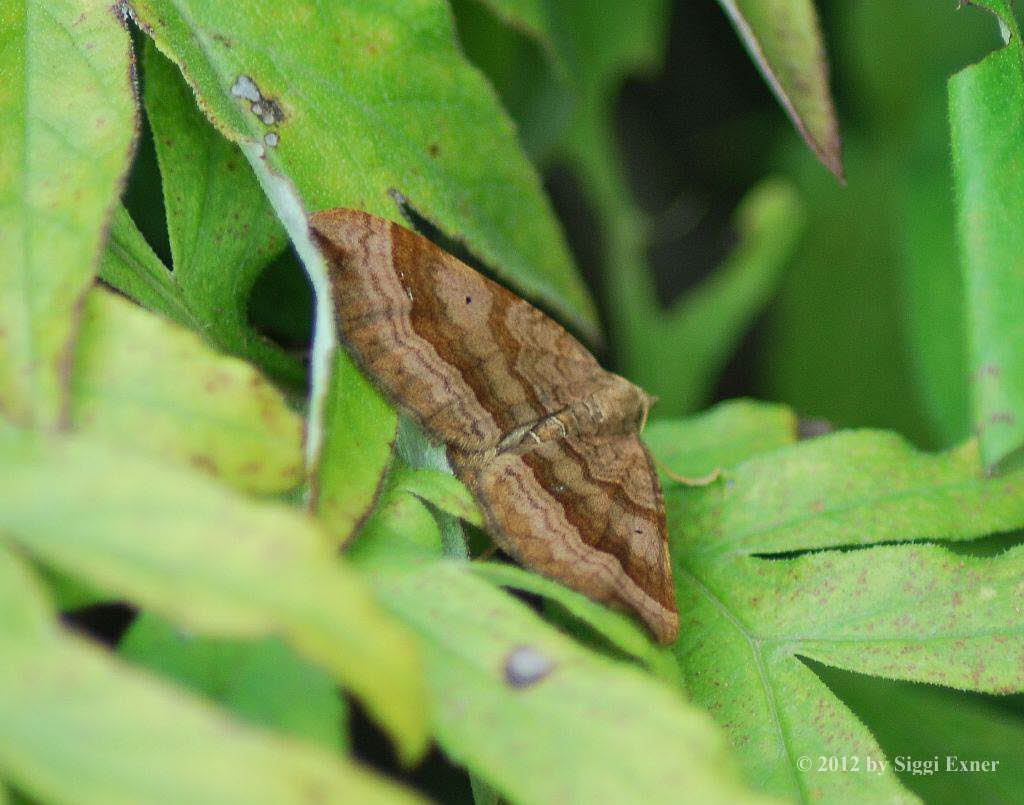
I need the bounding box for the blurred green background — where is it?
[455,0,995,450]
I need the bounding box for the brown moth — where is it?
[309,209,679,644]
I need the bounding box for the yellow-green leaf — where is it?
[0,547,420,805]
[372,561,768,804]
[0,0,137,426]
[315,350,397,545]
[70,289,304,494]
[120,612,347,751]
[0,427,427,762]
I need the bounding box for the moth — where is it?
[309,209,679,644]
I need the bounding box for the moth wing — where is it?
[454,434,679,644]
[310,209,607,452]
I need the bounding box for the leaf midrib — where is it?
[677,563,808,802]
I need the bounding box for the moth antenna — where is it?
[654,457,722,487]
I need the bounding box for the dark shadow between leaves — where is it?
[613,0,778,307]
[542,164,611,363]
[246,244,314,357]
[61,603,137,649]
[121,103,172,269]
[347,695,475,804]
[751,530,1024,562]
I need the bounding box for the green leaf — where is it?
[390,417,473,560]
[576,144,803,411]
[69,289,304,494]
[139,42,302,390]
[463,0,560,65]
[949,0,1024,472]
[0,547,419,804]
[550,0,669,91]
[346,483,444,567]
[675,544,1024,801]
[674,430,1024,560]
[343,426,479,566]
[120,612,347,751]
[644,398,797,479]
[450,0,571,159]
[0,426,427,762]
[798,4,989,449]
[625,180,804,414]
[126,0,595,338]
[655,404,1024,800]
[717,0,844,179]
[0,0,136,426]
[314,350,397,546]
[685,543,1024,692]
[388,467,484,529]
[99,205,195,328]
[553,6,801,410]
[371,561,768,804]
[469,562,680,685]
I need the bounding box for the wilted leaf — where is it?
[70,289,304,494]
[0,426,427,762]
[949,0,1024,472]
[0,547,419,804]
[0,0,136,426]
